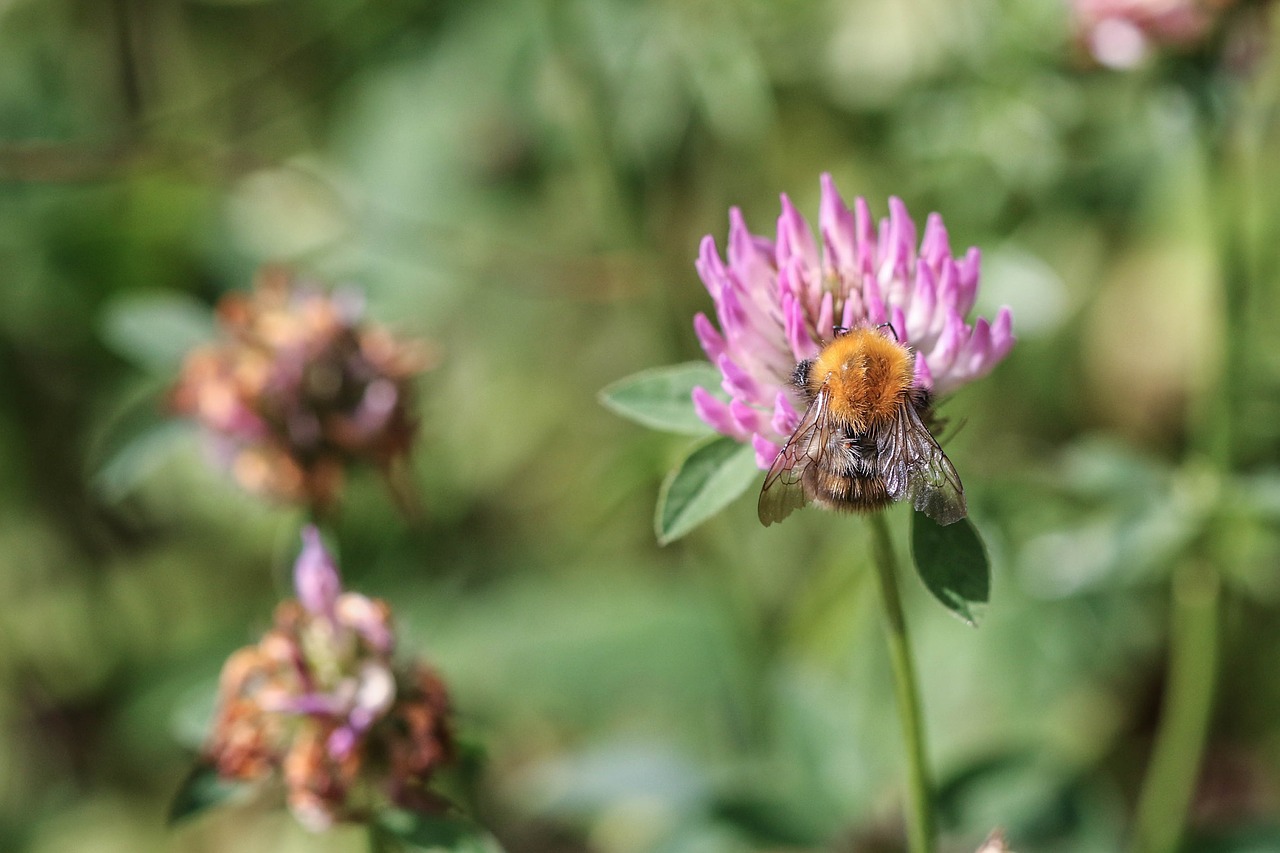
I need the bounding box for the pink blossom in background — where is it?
[1072,0,1234,68]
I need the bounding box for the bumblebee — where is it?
[758,325,966,526]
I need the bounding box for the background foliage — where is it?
[3,0,1280,850]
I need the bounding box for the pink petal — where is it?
[926,311,966,379]
[920,212,951,268]
[336,593,394,654]
[693,313,726,363]
[295,526,342,616]
[906,263,937,345]
[887,197,917,277]
[913,350,934,389]
[693,386,746,439]
[957,247,982,313]
[890,306,909,345]
[695,235,728,298]
[816,291,835,341]
[990,306,1015,359]
[771,391,801,437]
[863,275,887,325]
[961,317,993,378]
[752,434,782,471]
[854,196,875,273]
[819,173,858,273]
[728,208,774,278]
[783,293,818,361]
[777,193,818,270]
[840,296,860,331]
[730,399,768,435]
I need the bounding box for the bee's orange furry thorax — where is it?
[808,328,914,432]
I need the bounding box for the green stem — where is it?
[1130,67,1246,853]
[1129,564,1220,853]
[868,513,935,853]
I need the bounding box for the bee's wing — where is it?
[758,385,832,527]
[879,400,967,525]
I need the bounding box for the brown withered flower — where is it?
[172,267,433,511]
[205,527,456,831]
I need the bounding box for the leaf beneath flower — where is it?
[599,362,725,435]
[910,511,990,625]
[655,435,759,545]
[101,292,217,374]
[167,759,246,825]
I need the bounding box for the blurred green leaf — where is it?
[375,810,503,852]
[1187,825,1280,852]
[709,792,828,847]
[599,362,724,435]
[1234,470,1280,520]
[100,292,215,374]
[514,741,709,819]
[1053,439,1168,502]
[655,435,759,545]
[935,751,1117,848]
[94,421,194,503]
[910,512,990,625]
[167,760,245,825]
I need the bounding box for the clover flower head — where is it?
[172,266,433,509]
[205,526,454,831]
[1072,0,1232,68]
[691,174,1014,469]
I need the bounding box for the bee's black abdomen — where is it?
[800,425,893,513]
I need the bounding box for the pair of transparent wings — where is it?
[757,384,967,526]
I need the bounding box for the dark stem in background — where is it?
[868,512,935,853]
[384,460,425,527]
[110,0,147,129]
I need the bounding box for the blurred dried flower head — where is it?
[205,527,455,830]
[1072,0,1235,68]
[172,267,434,510]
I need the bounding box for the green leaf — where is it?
[167,760,245,825]
[934,751,1109,845]
[94,421,194,502]
[910,512,990,625]
[655,435,759,545]
[1186,825,1280,852]
[599,362,724,435]
[101,292,216,373]
[375,811,504,852]
[710,792,829,846]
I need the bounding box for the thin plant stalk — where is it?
[1130,564,1220,853]
[868,512,935,853]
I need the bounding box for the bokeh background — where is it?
[4,0,1280,850]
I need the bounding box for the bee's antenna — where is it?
[876,322,900,342]
[833,325,850,337]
